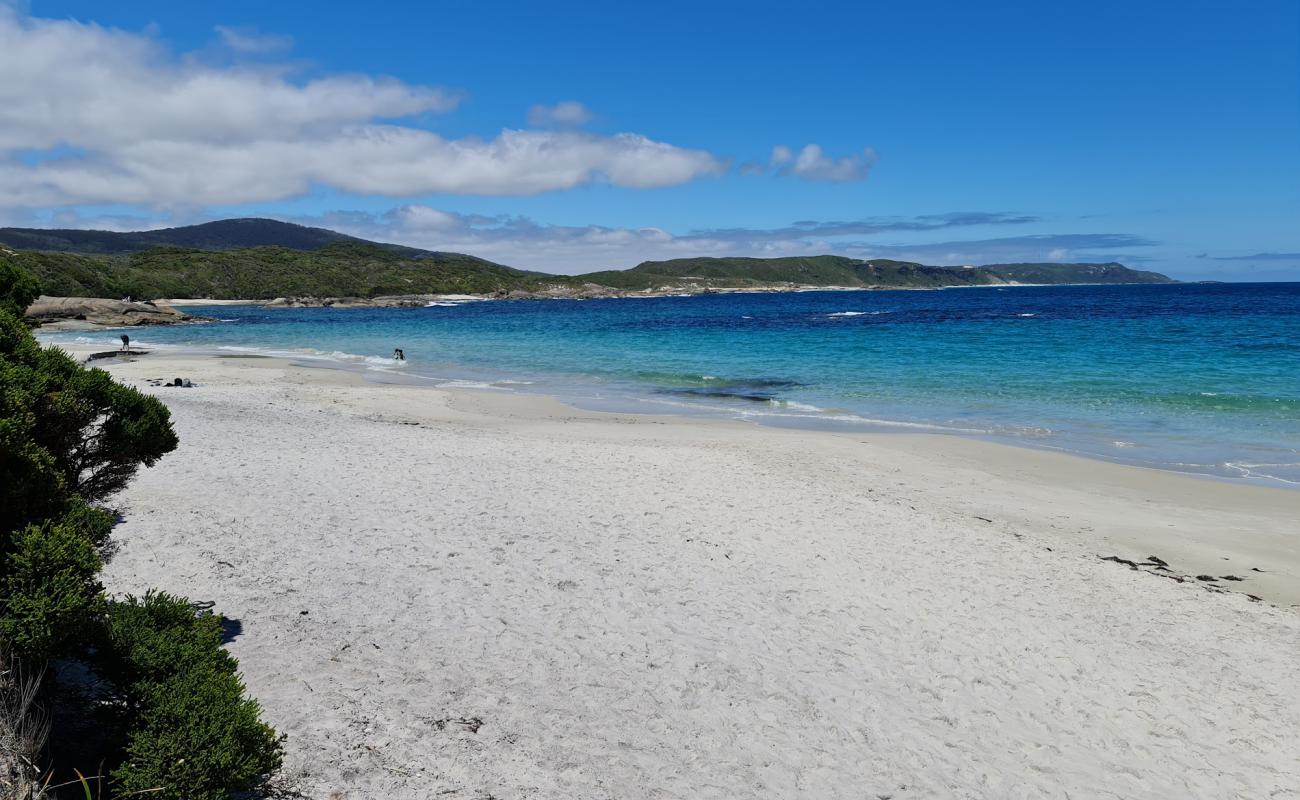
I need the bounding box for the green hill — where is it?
[0,217,425,256]
[980,262,1173,284]
[7,242,537,299]
[571,256,1171,290]
[574,256,980,289]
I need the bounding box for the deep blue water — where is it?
[45,283,1300,486]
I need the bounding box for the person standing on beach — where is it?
[120,334,130,353]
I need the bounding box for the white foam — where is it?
[628,393,983,433]
[1224,462,1300,486]
[437,380,504,390]
[425,302,462,307]
[363,356,407,368]
[774,400,826,413]
[1017,313,1037,317]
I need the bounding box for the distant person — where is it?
[393,348,405,361]
[120,334,130,353]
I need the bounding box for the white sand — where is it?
[82,351,1300,799]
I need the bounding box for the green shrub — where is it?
[19,343,179,503]
[0,297,281,795]
[0,309,178,534]
[0,258,40,318]
[0,519,104,662]
[56,499,116,550]
[102,593,283,800]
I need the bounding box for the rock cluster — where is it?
[24,296,206,328]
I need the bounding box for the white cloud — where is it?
[771,144,878,182]
[527,101,594,128]
[0,9,725,207]
[214,25,293,54]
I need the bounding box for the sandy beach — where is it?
[73,347,1300,799]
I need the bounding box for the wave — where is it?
[1224,462,1300,485]
[628,392,979,432]
[325,351,408,369]
[774,400,827,413]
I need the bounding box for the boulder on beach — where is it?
[25,295,205,328]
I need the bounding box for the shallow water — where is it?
[46,283,1300,487]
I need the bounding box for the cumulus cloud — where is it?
[527,101,594,128]
[0,9,725,207]
[771,144,878,182]
[285,206,1144,273]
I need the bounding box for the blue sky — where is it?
[1,1,1297,278]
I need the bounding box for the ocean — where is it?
[45,282,1300,487]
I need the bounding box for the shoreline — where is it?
[73,345,1300,797]
[49,330,1300,492]
[71,344,1300,607]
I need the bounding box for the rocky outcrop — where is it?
[24,296,208,327]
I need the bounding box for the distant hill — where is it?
[0,217,1175,300]
[572,256,1174,290]
[0,218,435,257]
[980,262,1173,285]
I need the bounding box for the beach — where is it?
[80,348,1300,799]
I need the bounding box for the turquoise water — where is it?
[45,283,1300,487]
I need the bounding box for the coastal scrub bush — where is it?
[101,592,284,800]
[0,520,104,663]
[1,305,178,665]
[12,341,178,503]
[0,289,281,795]
[0,258,40,318]
[0,308,178,531]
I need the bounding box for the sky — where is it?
[1,1,1297,279]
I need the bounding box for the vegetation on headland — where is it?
[579,255,1171,290]
[3,218,1174,305]
[10,241,537,300]
[0,262,281,798]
